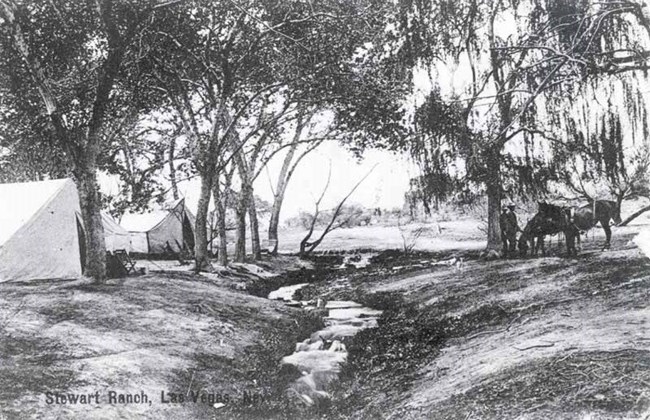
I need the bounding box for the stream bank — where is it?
[216,250,456,419]
[213,250,478,419]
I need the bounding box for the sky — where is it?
[175,144,415,221]
[99,141,415,222]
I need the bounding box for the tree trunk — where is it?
[169,137,179,200]
[485,150,502,251]
[267,112,315,255]
[194,171,214,272]
[268,202,282,255]
[299,237,308,258]
[619,204,650,226]
[248,196,261,260]
[234,150,258,261]
[76,169,107,281]
[268,144,297,255]
[234,191,247,262]
[212,181,228,266]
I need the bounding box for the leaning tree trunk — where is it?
[268,144,297,255]
[267,113,315,255]
[485,150,502,251]
[75,166,107,281]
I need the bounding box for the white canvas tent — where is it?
[0,178,85,282]
[120,198,196,255]
[102,212,131,253]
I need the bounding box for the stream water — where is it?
[268,281,382,405]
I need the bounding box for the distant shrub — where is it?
[285,205,373,229]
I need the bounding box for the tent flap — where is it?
[102,212,131,252]
[121,198,195,254]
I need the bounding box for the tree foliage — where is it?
[373,0,650,247]
[0,0,180,280]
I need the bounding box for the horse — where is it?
[569,200,622,250]
[536,201,579,256]
[536,200,621,256]
[518,213,548,257]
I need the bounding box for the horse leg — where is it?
[508,234,517,256]
[602,222,611,250]
[576,232,581,252]
[566,231,575,257]
[538,236,545,257]
[530,237,536,256]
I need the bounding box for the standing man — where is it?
[500,203,519,257]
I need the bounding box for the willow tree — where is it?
[399,0,650,249]
[550,104,650,211]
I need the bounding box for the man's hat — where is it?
[508,204,516,209]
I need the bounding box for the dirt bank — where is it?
[315,229,650,419]
[0,264,323,420]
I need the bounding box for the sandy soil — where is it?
[275,218,486,254]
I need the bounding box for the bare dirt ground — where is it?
[320,226,650,419]
[1,220,648,419]
[267,217,486,254]
[0,260,319,420]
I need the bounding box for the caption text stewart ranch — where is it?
[44,390,268,406]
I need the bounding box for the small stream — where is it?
[268,278,382,405]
